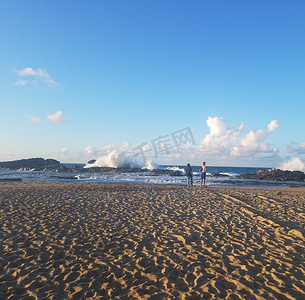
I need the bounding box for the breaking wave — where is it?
[84,150,157,170]
[165,166,185,173]
[278,157,305,172]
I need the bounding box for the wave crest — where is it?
[278,157,305,172]
[84,150,156,170]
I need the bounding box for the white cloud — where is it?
[101,144,116,152]
[231,120,280,157]
[288,142,305,154]
[86,142,134,156]
[14,67,58,87]
[27,115,42,123]
[46,111,68,124]
[84,146,98,156]
[267,120,280,132]
[196,117,280,161]
[17,67,50,78]
[83,142,133,158]
[42,79,58,87]
[201,117,244,154]
[26,111,68,124]
[54,147,70,158]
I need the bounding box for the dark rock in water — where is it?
[49,175,78,180]
[87,159,97,165]
[43,164,69,172]
[83,166,147,173]
[84,166,184,176]
[0,158,61,171]
[240,169,305,182]
[152,169,183,176]
[0,178,22,182]
[211,173,229,177]
[84,167,126,173]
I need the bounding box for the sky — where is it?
[1,0,305,170]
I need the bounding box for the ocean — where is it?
[1,165,305,188]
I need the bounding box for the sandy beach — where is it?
[0,182,304,299]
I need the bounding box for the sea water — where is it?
[1,165,305,188]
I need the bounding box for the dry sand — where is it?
[0,182,305,299]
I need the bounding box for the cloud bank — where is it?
[73,117,281,167]
[199,117,280,159]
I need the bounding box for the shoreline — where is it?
[1,178,305,189]
[1,182,304,299]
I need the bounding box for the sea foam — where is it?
[84,150,156,170]
[279,157,305,172]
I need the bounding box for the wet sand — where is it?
[0,182,305,299]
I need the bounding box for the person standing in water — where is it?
[199,162,207,187]
[185,163,193,187]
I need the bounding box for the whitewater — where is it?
[1,164,305,188]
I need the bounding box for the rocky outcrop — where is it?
[0,159,89,173]
[0,158,61,171]
[87,159,97,165]
[240,169,305,182]
[211,173,229,177]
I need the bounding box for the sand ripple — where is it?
[1,183,305,299]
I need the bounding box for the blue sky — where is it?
[1,1,305,169]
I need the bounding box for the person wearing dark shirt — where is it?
[185,163,193,187]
